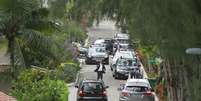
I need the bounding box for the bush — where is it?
[58,62,80,83]
[11,69,68,101]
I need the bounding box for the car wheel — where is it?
[114,71,119,79]
[85,58,91,64]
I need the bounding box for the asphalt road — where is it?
[68,20,125,101]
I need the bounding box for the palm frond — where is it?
[18,29,62,67]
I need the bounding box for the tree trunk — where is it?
[7,34,15,78]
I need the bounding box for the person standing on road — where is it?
[94,60,106,80]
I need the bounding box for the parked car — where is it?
[75,79,109,101]
[85,46,109,64]
[93,39,113,54]
[118,79,155,101]
[113,33,130,54]
[111,50,136,69]
[114,33,130,40]
[112,57,138,79]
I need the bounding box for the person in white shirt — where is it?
[94,60,106,80]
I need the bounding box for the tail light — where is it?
[144,91,152,96]
[121,91,130,97]
[79,90,85,97]
[101,91,107,97]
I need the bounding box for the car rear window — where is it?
[117,39,129,44]
[125,86,149,92]
[82,82,103,92]
[117,58,137,66]
[95,48,106,53]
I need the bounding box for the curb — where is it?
[67,35,89,87]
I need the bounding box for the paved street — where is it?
[68,20,125,101]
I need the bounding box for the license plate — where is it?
[93,58,104,61]
[130,94,143,99]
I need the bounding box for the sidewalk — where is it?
[0,92,17,101]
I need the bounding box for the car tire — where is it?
[85,58,91,64]
[104,58,109,65]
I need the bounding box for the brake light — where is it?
[79,90,85,97]
[144,91,152,96]
[122,91,130,97]
[101,91,107,96]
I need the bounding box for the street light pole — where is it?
[185,48,201,79]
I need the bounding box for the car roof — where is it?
[125,79,150,87]
[81,79,104,83]
[94,39,105,44]
[115,33,129,39]
[90,45,105,49]
[115,51,136,58]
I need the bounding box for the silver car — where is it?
[112,57,139,79]
[118,79,155,101]
[85,46,109,64]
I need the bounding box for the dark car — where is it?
[75,79,109,101]
[104,39,114,55]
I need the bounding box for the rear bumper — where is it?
[77,97,107,101]
[116,71,129,78]
[86,57,109,64]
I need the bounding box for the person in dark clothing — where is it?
[135,68,142,78]
[130,63,143,79]
[94,61,106,80]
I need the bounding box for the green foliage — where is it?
[57,62,80,83]
[11,69,68,101]
[63,21,87,42]
[0,37,7,52]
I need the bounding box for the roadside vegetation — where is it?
[0,0,87,100]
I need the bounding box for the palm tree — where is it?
[0,0,62,77]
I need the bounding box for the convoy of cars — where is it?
[75,32,155,101]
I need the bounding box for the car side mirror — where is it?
[105,86,109,89]
[74,85,78,88]
[138,64,141,67]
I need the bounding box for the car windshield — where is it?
[82,82,103,92]
[117,39,129,44]
[125,86,149,92]
[95,48,106,53]
[117,58,137,66]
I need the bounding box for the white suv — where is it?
[85,46,109,64]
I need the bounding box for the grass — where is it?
[0,37,8,53]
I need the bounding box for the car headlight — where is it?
[117,68,124,72]
[104,55,108,58]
